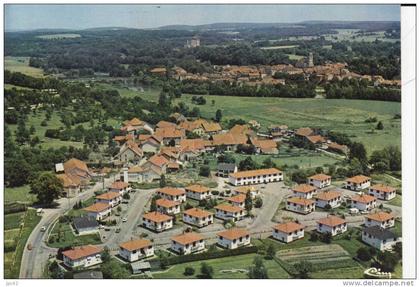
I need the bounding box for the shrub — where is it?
[309,232,319,242]
[254,197,263,208]
[356,247,372,261]
[211,190,219,196]
[184,266,195,276]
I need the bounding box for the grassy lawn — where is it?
[153,253,290,279]
[5,56,45,77]
[311,266,364,279]
[5,212,26,230]
[173,95,400,155]
[47,221,101,248]
[95,83,160,102]
[4,209,42,279]
[5,185,36,204]
[387,194,402,207]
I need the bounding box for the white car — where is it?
[40,226,47,232]
[122,217,127,223]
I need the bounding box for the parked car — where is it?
[122,217,127,223]
[40,226,47,232]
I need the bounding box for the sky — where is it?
[5,4,400,31]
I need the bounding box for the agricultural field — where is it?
[173,95,401,154]
[4,209,41,279]
[260,45,299,50]
[36,33,81,39]
[5,56,45,77]
[153,253,290,279]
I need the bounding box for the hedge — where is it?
[149,245,258,266]
[5,202,27,214]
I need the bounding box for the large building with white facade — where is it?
[228,168,283,186]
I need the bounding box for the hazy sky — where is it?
[5,4,400,31]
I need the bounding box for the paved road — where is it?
[19,177,114,279]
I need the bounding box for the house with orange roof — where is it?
[286,197,315,214]
[154,127,185,146]
[142,211,173,232]
[58,158,91,189]
[156,198,181,215]
[365,212,395,229]
[368,184,397,201]
[272,222,305,243]
[62,245,103,269]
[307,173,332,189]
[292,184,317,199]
[201,121,222,135]
[294,127,314,138]
[229,168,283,186]
[178,120,205,136]
[229,124,252,136]
[351,194,377,211]
[345,175,371,191]
[113,134,135,146]
[327,142,349,155]
[121,118,153,135]
[83,202,111,220]
[269,125,289,138]
[183,208,214,227]
[317,216,347,236]
[226,194,246,208]
[185,184,211,201]
[119,239,154,262]
[57,173,81,198]
[211,132,248,152]
[114,141,143,164]
[251,138,279,154]
[305,135,327,148]
[313,190,343,208]
[217,228,250,249]
[156,120,176,129]
[233,186,260,199]
[109,181,131,195]
[215,204,245,222]
[143,154,169,174]
[157,187,186,202]
[171,232,205,255]
[95,192,122,207]
[140,135,162,153]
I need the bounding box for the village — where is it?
[38,113,402,279]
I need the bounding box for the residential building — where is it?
[313,191,342,208]
[292,184,317,199]
[83,202,111,220]
[143,154,169,174]
[95,192,122,207]
[171,232,205,255]
[226,194,246,208]
[351,194,377,211]
[272,222,305,243]
[157,187,186,202]
[362,226,401,251]
[202,121,222,135]
[368,184,397,201]
[119,239,154,262]
[114,141,143,164]
[217,163,238,177]
[211,132,248,151]
[317,216,347,236]
[142,212,173,232]
[62,245,103,269]
[156,198,181,215]
[72,216,99,235]
[183,208,214,227]
[121,117,153,135]
[140,135,162,153]
[364,212,395,229]
[154,127,185,146]
[345,175,371,191]
[57,173,81,198]
[185,184,211,201]
[228,168,283,186]
[109,181,131,195]
[251,138,279,154]
[286,197,315,214]
[217,228,250,249]
[233,186,260,199]
[307,174,331,189]
[215,204,245,222]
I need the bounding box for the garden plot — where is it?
[276,244,359,271]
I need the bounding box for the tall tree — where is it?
[30,172,63,205]
[215,109,222,122]
[293,260,313,279]
[248,256,268,279]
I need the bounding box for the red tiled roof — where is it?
[292,184,316,194]
[346,175,371,184]
[317,216,346,227]
[110,181,129,190]
[352,194,376,204]
[171,232,204,245]
[62,245,102,260]
[119,239,152,251]
[273,222,305,233]
[158,187,185,196]
[217,228,249,240]
[156,198,181,208]
[142,211,172,223]
[83,202,110,213]
[366,212,394,222]
[215,204,244,213]
[96,192,121,200]
[314,191,341,201]
[185,184,209,193]
[370,184,396,193]
[308,174,331,181]
[183,208,213,218]
[287,197,315,206]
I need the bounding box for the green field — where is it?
[260,45,298,50]
[153,253,290,279]
[173,95,400,155]
[4,209,42,279]
[95,83,160,102]
[36,33,81,39]
[5,56,44,77]
[47,221,101,248]
[5,185,36,204]
[286,54,305,60]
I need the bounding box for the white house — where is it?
[109,181,131,195]
[364,212,395,229]
[83,202,111,220]
[317,216,347,237]
[156,198,181,215]
[183,208,214,227]
[72,216,99,235]
[292,184,317,199]
[62,245,102,269]
[272,222,305,243]
[368,184,397,201]
[351,194,377,211]
[362,226,401,251]
[217,163,238,177]
[142,212,173,232]
[228,168,283,186]
[217,228,250,249]
[313,190,342,208]
[286,197,315,214]
[156,187,186,203]
[307,174,331,189]
[95,191,122,207]
[171,232,205,255]
[345,175,371,191]
[233,186,260,199]
[185,184,211,201]
[119,239,154,262]
[214,204,245,222]
[226,194,246,208]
